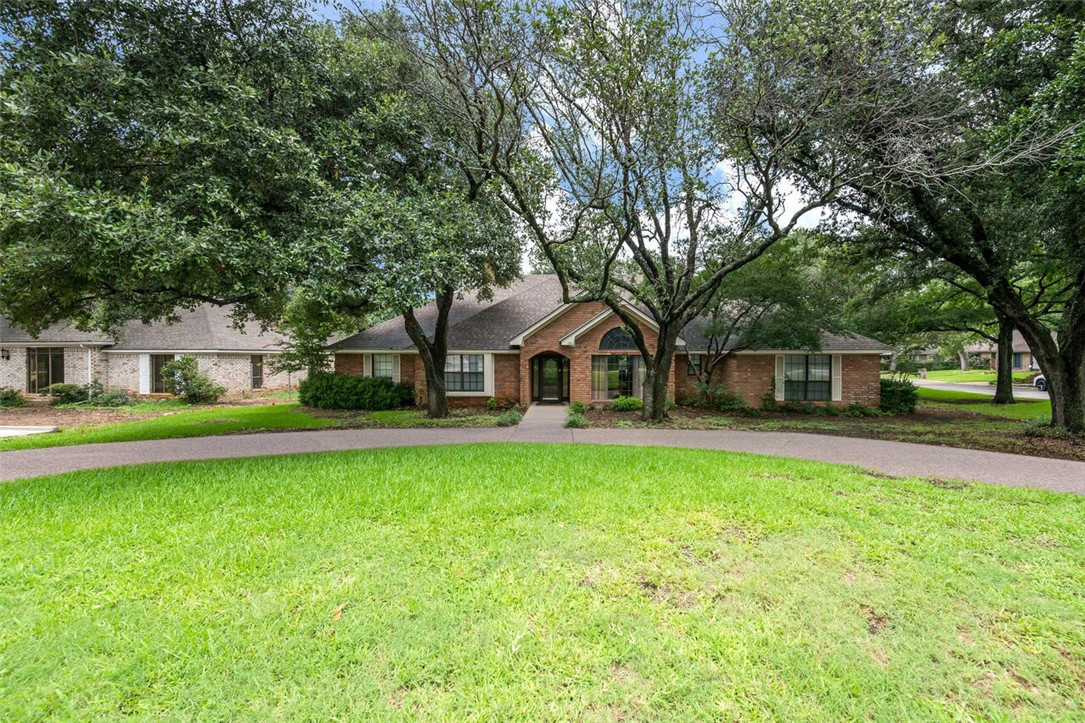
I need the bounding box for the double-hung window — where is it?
[784,354,831,401]
[445,354,484,392]
[687,354,702,377]
[371,353,394,380]
[251,355,265,389]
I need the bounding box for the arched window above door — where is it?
[599,327,637,350]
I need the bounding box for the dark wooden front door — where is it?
[532,354,568,403]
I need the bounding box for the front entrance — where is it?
[531,353,569,403]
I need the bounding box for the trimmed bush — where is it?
[568,401,589,415]
[842,403,880,417]
[45,383,88,404]
[610,396,643,412]
[565,412,589,428]
[90,389,131,407]
[299,373,414,411]
[880,378,919,414]
[0,387,26,408]
[486,396,499,411]
[495,409,522,427]
[161,356,226,404]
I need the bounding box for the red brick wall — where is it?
[334,353,364,376]
[720,355,776,406]
[842,354,882,406]
[519,303,676,406]
[674,353,701,403]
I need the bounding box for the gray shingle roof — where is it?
[335,275,566,350]
[1,306,288,352]
[0,318,113,345]
[108,306,288,352]
[336,275,890,353]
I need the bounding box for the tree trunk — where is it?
[640,327,679,423]
[958,351,969,372]
[994,282,1085,432]
[402,287,454,419]
[992,312,1015,405]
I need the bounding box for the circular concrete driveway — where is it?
[1,425,1083,494]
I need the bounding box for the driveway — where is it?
[914,379,1050,401]
[2,425,1083,494]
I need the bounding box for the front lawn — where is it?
[0,402,338,451]
[2,444,1083,719]
[0,402,503,451]
[900,369,1036,383]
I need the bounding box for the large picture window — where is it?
[371,353,394,380]
[26,347,64,393]
[591,355,643,400]
[445,354,484,392]
[784,354,831,401]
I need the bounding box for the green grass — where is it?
[917,387,1051,420]
[2,444,1083,719]
[366,409,499,427]
[902,369,1035,383]
[0,402,336,451]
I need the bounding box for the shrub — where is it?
[880,378,919,414]
[565,412,589,428]
[568,401,589,415]
[610,396,643,412]
[1023,416,1070,439]
[299,373,414,411]
[842,403,880,417]
[45,383,88,404]
[90,389,131,407]
[161,356,226,404]
[693,383,746,411]
[760,392,780,411]
[495,409,522,427]
[486,396,498,411]
[0,387,26,408]
[810,403,839,417]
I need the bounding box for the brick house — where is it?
[334,275,888,408]
[0,305,302,396]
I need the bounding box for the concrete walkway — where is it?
[2,419,1083,494]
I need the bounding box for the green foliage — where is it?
[564,412,589,429]
[160,356,226,404]
[880,379,919,415]
[89,389,131,407]
[298,373,413,411]
[842,403,881,418]
[692,383,746,411]
[1023,416,1070,440]
[45,383,87,404]
[610,396,643,412]
[486,397,499,411]
[568,401,590,415]
[0,387,25,407]
[495,409,522,427]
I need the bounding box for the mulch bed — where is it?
[584,405,1085,463]
[0,405,158,427]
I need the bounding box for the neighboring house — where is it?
[0,305,301,395]
[965,330,1045,372]
[910,347,940,364]
[334,275,889,408]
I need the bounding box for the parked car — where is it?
[1034,374,1047,392]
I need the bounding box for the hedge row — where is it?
[299,373,414,411]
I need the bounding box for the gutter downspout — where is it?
[80,345,94,399]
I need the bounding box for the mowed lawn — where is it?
[904,369,1037,383]
[2,445,1083,719]
[917,386,1052,420]
[0,402,338,452]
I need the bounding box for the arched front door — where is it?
[531,353,569,403]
